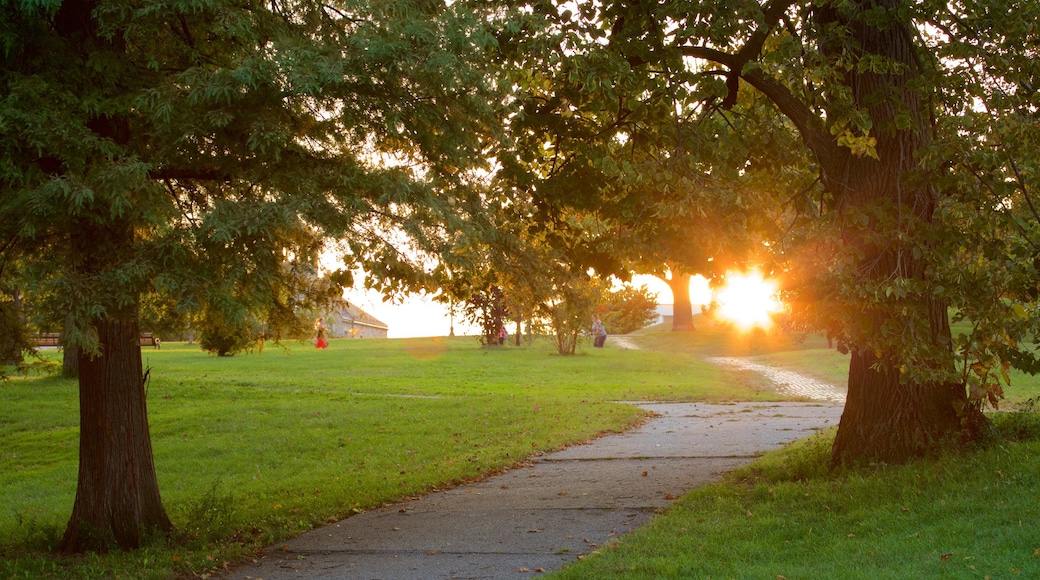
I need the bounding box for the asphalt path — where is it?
[226,400,843,580]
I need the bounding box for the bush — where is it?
[600,285,658,335]
[197,310,256,357]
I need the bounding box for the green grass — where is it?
[0,333,770,579]
[4,321,1040,579]
[549,418,1040,579]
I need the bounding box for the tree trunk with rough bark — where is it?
[816,0,984,464]
[665,273,695,332]
[60,312,172,552]
[59,221,172,552]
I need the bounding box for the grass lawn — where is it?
[3,318,1040,579]
[1,331,771,579]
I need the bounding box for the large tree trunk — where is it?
[59,221,172,552]
[60,312,172,552]
[817,0,984,464]
[664,273,695,332]
[835,349,973,463]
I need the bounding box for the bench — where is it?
[140,332,160,349]
[34,333,62,347]
[32,332,160,348]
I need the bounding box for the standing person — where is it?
[592,316,607,348]
[314,317,328,349]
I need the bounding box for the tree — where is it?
[196,308,257,357]
[462,284,509,346]
[536,272,608,355]
[500,0,1040,464]
[669,0,998,463]
[600,285,658,335]
[1,0,504,551]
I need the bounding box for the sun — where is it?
[715,270,782,331]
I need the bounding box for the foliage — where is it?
[599,285,658,335]
[914,0,1040,408]
[0,0,515,362]
[196,309,257,357]
[536,274,609,355]
[485,1,804,321]
[461,285,509,346]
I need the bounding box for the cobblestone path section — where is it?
[706,357,847,403]
[612,335,846,403]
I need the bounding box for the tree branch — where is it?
[148,168,231,182]
[679,45,839,178]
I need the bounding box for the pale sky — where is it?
[345,288,474,339]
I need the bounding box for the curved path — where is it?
[611,334,847,403]
[226,402,841,580]
[226,339,846,580]
[707,357,847,403]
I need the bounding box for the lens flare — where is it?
[715,271,781,331]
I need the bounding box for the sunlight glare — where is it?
[715,271,781,331]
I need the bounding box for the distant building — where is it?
[654,304,673,326]
[322,300,388,339]
[654,303,712,327]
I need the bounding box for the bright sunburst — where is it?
[715,270,781,331]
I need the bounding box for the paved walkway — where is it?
[226,402,842,580]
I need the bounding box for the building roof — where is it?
[336,300,388,331]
